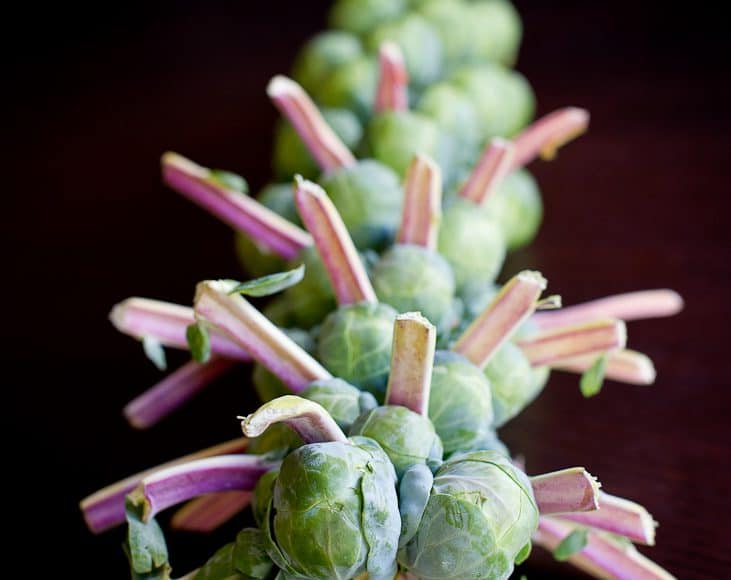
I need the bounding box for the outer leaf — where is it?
[194,543,244,580]
[398,464,433,548]
[228,265,305,297]
[186,323,211,363]
[232,529,275,579]
[209,169,249,194]
[143,336,167,371]
[125,497,169,575]
[580,355,607,398]
[553,528,589,561]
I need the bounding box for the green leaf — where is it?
[142,336,167,371]
[580,355,607,398]
[186,323,211,364]
[228,265,305,297]
[209,169,249,194]
[125,497,170,577]
[553,528,588,561]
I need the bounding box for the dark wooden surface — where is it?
[7,1,730,577]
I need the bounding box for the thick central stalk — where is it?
[397,154,442,250]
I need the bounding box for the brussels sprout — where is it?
[452,428,510,458]
[483,341,536,427]
[417,0,474,69]
[428,351,494,455]
[399,451,539,579]
[262,437,400,579]
[417,82,481,148]
[291,31,363,95]
[317,56,378,121]
[247,422,304,460]
[195,528,274,580]
[329,0,407,37]
[252,469,278,529]
[318,159,403,251]
[273,108,363,180]
[483,169,543,250]
[302,377,378,431]
[316,302,399,399]
[371,244,456,333]
[279,246,337,328]
[468,0,523,66]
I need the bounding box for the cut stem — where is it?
[510,107,590,170]
[162,152,312,259]
[531,467,601,514]
[267,75,356,173]
[518,318,627,368]
[79,438,248,533]
[375,41,409,113]
[458,138,515,205]
[123,357,237,429]
[195,280,331,392]
[294,178,377,305]
[552,349,656,385]
[453,271,547,369]
[397,154,442,250]
[241,395,348,444]
[171,491,252,533]
[384,313,436,416]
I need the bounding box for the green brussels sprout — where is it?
[273,108,363,180]
[468,0,523,66]
[438,198,507,290]
[195,529,274,580]
[452,428,510,458]
[279,246,337,329]
[318,159,403,251]
[416,82,481,147]
[316,302,399,399]
[483,169,543,251]
[428,351,494,455]
[371,244,456,333]
[329,0,407,37]
[398,451,539,579]
[417,0,474,70]
[247,422,304,460]
[262,437,400,579]
[252,469,278,529]
[349,405,443,478]
[317,56,378,121]
[301,378,378,431]
[483,341,536,428]
[291,31,363,95]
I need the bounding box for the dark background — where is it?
[7,1,730,577]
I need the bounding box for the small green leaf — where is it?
[553,528,589,561]
[580,355,607,398]
[209,169,249,194]
[125,497,170,577]
[228,265,305,297]
[186,323,211,363]
[142,336,167,371]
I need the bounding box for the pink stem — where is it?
[458,138,515,205]
[552,349,656,385]
[123,357,238,429]
[171,491,252,533]
[530,468,601,514]
[510,107,590,170]
[518,318,627,367]
[397,154,442,250]
[79,438,248,533]
[294,178,377,305]
[531,289,684,331]
[162,152,312,259]
[195,280,331,392]
[109,297,250,361]
[267,76,356,173]
[453,271,547,369]
[375,42,409,113]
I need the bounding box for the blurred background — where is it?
[7,0,730,577]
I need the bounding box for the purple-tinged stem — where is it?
[531,468,601,514]
[162,152,312,259]
[195,280,331,392]
[552,349,656,385]
[518,318,627,368]
[385,313,436,416]
[532,289,684,331]
[123,357,237,429]
[171,491,252,533]
[241,395,348,444]
[453,271,547,369]
[510,107,590,170]
[109,297,250,361]
[375,42,409,113]
[135,454,277,522]
[458,138,515,205]
[557,491,657,545]
[294,178,377,305]
[397,154,442,250]
[79,438,248,533]
[267,75,356,173]
[534,517,675,579]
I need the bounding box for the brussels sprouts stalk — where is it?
[162,152,312,259]
[552,349,656,385]
[123,357,237,429]
[241,395,348,443]
[454,270,547,369]
[532,289,684,331]
[171,490,252,533]
[396,154,442,250]
[375,42,409,113]
[133,454,278,522]
[267,75,356,173]
[195,280,331,391]
[510,107,590,170]
[518,318,627,367]
[79,438,248,533]
[294,177,377,304]
[530,467,601,514]
[384,313,436,416]
[457,138,515,205]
